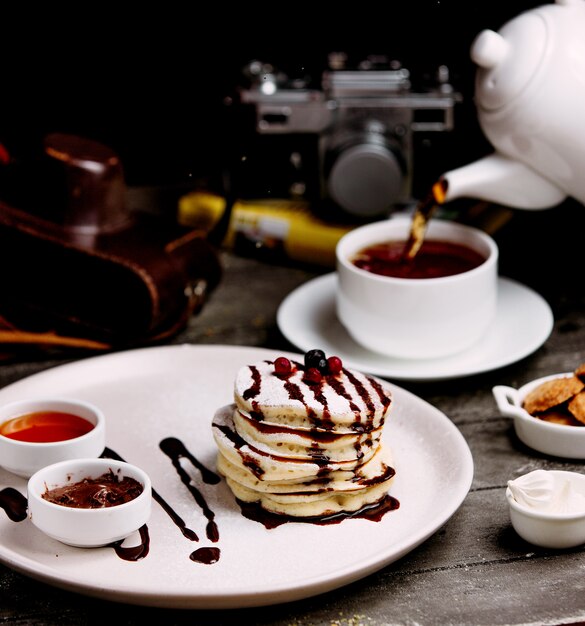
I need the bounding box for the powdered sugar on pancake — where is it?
[234,359,391,432]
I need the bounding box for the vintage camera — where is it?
[235,54,461,218]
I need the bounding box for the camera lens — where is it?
[326,138,405,217]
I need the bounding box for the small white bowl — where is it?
[27,458,152,547]
[506,470,585,549]
[493,373,585,459]
[0,398,106,478]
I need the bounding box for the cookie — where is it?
[568,391,585,424]
[523,376,585,415]
[537,409,584,427]
[574,362,585,381]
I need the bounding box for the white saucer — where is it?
[277,274,554,381]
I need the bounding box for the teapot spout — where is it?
[441,153,567,209]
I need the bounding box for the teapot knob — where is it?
[471,30,510,69]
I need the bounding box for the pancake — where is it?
[234,358,391,433]
[212,353,396,519]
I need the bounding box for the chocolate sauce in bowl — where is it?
[41,470,143,508]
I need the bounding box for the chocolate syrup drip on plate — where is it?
[0,487,27,522]
[190,546,221,565]
[104,445,221,563]
[237,494,400,530]
[102,447,199,542]
[159,437,220,542]
[111,524,150,561]
[159,437,221,486]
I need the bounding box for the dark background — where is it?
[0,0,584,334]
[1,1,549,193]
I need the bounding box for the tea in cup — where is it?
[335,216,498,359]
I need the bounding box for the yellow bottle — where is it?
[178,191,355,267]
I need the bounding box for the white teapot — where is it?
[442,0,585,209]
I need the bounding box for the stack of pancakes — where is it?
[212,358,395,518]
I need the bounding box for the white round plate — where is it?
[0,345,472,609]
[277,274,554,381]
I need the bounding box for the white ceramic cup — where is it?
[336,216,498,359]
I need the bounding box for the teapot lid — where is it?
[472,13,547,111]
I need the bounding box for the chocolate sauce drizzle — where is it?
[159,437,221,543]
[367,375,393,411]
[243,366,262,400]
[342,368,375,426]
[0,487,27,522]
[106,443,223,563]
[328,377,360,417]
[213,423,265,478]
[307,384,332,428]
[112,524,150,561]
[190,546,221,565]
[237,494,400,530]
[103,446,199,542]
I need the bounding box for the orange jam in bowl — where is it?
[0,398,106,478]
[0,411,95,443]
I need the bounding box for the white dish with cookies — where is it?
[493,365,585,459]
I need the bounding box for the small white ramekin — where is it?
[506,470,585,549]
[0,398,106,478]
[27,458,152,548]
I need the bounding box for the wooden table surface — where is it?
[1,205,585,625]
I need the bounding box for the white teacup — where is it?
[336,216,498,359]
